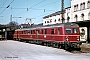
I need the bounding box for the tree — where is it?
[7,21,19,29]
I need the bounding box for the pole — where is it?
[10,15,12,22]
[61,0,64,23]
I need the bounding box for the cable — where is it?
[37,0,60,8]
[13,0,45,18]
[15,10,26,17]
[29,0,45,9]
[13,0,59,21]
[0,0,7,10]
[15,0,28,8]
[11,7,55,12]
[0,0,14,14]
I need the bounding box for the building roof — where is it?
[43,6,71,19]
[0,24,6,29]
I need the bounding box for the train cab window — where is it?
[51,29,54,34]
[58,28,60,35]
[66,28,72,34]
[73,28,78,34]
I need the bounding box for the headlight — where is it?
[66,38,69,41]
[77,36,80,41]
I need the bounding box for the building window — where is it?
[87,1,90,8]
[81,13,84,21]
[58,18,60,22]
[80,3,83,10]
[50,20,52,23]
[80,29,85,37]
[80,2,85,10]
[47,21,49,23]
[74,15,78,22]
[88,12,90,19]
[45,21,46,24]
[82,2,85,10]
[67,16,70,22]
[54,19,56,22]
[74,4,78,11]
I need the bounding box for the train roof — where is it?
[18,23,79,31]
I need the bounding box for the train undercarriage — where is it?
[14,38,81,51]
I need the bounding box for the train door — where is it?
[36,30,38,40]
[16,31,18,39]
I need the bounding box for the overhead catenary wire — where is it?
[11,8,55,12]
[0,0,14,15]
[12,0,60,22]
[29,0,45,9]
[14,0,45,17]
[37,0,60,8]
[0,0,7,10]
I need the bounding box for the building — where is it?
[43,7,71,25]
[71,0,90,43]
[43,0,90,43]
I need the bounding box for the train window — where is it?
[24,31,26,34]
[41,30,43,34]
[51,29,54,34]
[73,28,78,34]
[23,31,25,34]
[32,30,35,34]
[66,28,72,34]
[57,28,60,35]
[31,30,32,34]
[22,31,23,34]
[44,29,47,34]
[28,30,30,34]
[37,30,40,34]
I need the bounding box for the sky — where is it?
[0,0,71,25]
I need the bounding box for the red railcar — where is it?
[13,23,81,50]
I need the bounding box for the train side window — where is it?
[23,31,25,34]
[58,28,60,35]
[28,30,30,34]
[44,29,47,34]
[38,30,40,34]
[42,30,43,34]
[31,30,32,34]
[51,29,54,34]
[32,30,34,34]
[24,31,26,34]
[22,31,23,34]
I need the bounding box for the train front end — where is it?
[63,23,81,51]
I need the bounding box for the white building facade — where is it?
[43,7,71,25]
[71,0,90,42]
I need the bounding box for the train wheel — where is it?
[58,44,61,49]
[64,44,68,50]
